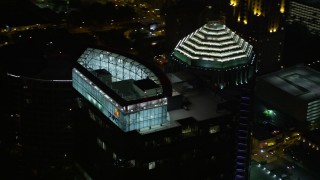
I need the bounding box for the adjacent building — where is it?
[3,43,76,179]
[228,0,286,33]
[255,65,320,131]
[170,21,256,89]
[287,0,320,35]
[251,124,281,163]
[227,0,286,75]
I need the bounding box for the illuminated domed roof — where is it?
[171,21,254,69]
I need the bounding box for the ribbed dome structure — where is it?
[172,21,254,69]
[170,21,256,89]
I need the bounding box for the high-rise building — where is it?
[3,43,76,179]
[72,47,237,180]
[228,0,286,32]
[287,0,320,35]
[255,65,320,131]
[282,0,320,69]
[170,21,256,89]
[162,0,221,52]
[227,0,286,75]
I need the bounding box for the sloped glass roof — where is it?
[172,21,254,69]
[76,48,163,101]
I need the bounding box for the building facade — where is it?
[287,0,320,35]
[255,65,320,131]
[227,0,287,75]
[5,71,75,179]
[228,0,286,33]
[73,48,237,180]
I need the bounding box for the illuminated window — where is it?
[267,141,275,147]
[209,125,220,134]
[129,160,135,167]
[88,109,96,121]
[263,109,276,117]
[86,93,102,110]
[97,138,106,151]
[76,98,83,108]
[164,137,172,144]
[182,126,192,134]
[148,161,156,170]
[25,98,31,104]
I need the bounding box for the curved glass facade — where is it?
[77,48,162,100]
[73,48,169,132]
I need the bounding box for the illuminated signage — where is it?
[108,111,119,125]
[114,108,119,117]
